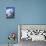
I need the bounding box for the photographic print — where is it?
[6,7,15,18]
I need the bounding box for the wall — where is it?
[0,0,46,44]
[0,0,17,44]
[16,0,46,24]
